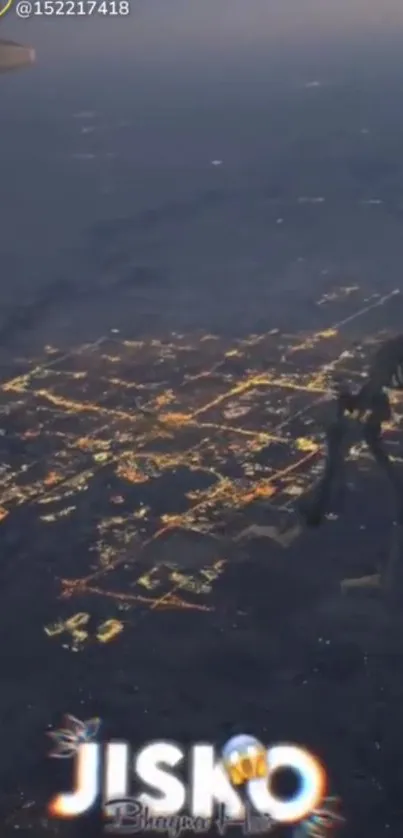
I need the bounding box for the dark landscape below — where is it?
[0,285,403,836]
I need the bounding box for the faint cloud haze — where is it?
[6,0,403,68]
[2,0,403,348]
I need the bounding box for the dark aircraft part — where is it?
[297,333,403,597]
[0,39,35,73]
[299,334,403,526]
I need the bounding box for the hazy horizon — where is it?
[1,0,403,347]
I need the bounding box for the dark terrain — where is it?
[0,285,403,837]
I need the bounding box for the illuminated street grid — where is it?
[0,286,401,648]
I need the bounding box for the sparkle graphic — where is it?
[298,797,344,837]
[48,715,101,758]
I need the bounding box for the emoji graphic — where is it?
[222,734,268,786]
